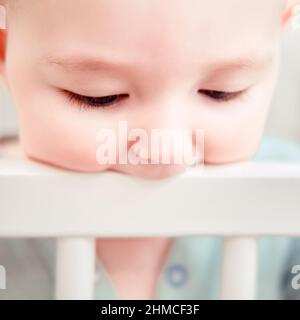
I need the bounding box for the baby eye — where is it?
[65,91,129,109]
[199,89,243,102]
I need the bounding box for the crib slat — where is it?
[1,162,300,237]
[55,237,95,300]
[221,237,257,300]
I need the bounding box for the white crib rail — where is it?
[1,137,300,299]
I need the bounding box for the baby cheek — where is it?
[18,105,113,172]
[204,126,263,164]
[201,105,269,164]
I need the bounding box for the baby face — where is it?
[0,0,290,179]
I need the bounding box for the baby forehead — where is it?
[8,0,283,74]
[11,0,284,36]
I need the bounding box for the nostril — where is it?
[118,125,203,167]
[130,141,149,161]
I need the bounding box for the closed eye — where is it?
[63,89,243,109]
[64,90,129,109]
[199,89,244,102]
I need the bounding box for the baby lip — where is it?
[128,140,203,167]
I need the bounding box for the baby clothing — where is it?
[94,236,294,299]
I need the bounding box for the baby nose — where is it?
[128,105,202,166]
[129,130,199,166]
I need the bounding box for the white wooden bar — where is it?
[0,137,300,299]
[0,141,300,237]
[55,237,95,300]
[221,237,257,300]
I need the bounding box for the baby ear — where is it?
[0,4,6,77]
[0,29,5,68]
[282,0,300,26]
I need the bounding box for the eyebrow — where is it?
[205,55,273,74]
[42,52,273,74]
[42,54,132,73]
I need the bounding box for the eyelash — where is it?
[199,90,244,102]
[63,89,244,110]
[65,91,129,110]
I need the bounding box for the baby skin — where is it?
[0,0,297,299]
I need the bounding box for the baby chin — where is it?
[21,140,257,180]
[20,131,257,180]
[19,133,198,179]
[24,150,189,180]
